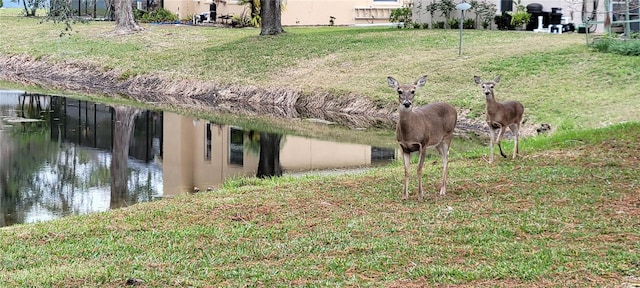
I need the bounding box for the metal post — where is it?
[459,10,464,56]
[456,2,471,56]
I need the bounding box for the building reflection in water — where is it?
[0,90,395,227]
[162,113,396,196]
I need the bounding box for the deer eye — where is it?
[397,90,403,95]
[410,90,415,94]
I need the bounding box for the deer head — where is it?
[474,75,500,100]
[387,75,427,109]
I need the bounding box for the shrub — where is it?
[232,11,252,27]
[607,40,640,56]
[464,18,475,29]
[591,36,640,56]
[390,4,412,28]
[135,8,178,23]
[448,18,459,28]
[509,10,530,28]
[421,22,429,29]
[494,12,512,30]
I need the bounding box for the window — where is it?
[229,127,244,165]
[205,122,212,161]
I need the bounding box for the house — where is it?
[64,0,635,33]
[175,0,634,33]
[168,0,405,26]
[412,0,620,33]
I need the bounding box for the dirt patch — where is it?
[0,54,514,135]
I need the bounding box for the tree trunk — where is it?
[259,0,284,35]
[113,0,142,34]
[110,106,140,209]
[256,132,282,178]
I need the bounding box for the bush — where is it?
[509,10,530,28]
[448,18,459,28]
[390,3,412,28]
[421,22,429,29]
[494,12,512,30]
[464,18,475,29]
[135,8,178,23]
[591,37,640,56]
[434,21,446,29]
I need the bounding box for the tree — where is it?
[113,0,143,34]
[260,0,284,35]
[437,0,457,28]
[389,3,412,28]
[14,0,44,16]
[426,1,438,29]
[46,0,142,35]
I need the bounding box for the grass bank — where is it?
[1,122,638,286]
[1,9,639,287]
[1,8,639,133]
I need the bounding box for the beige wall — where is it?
[173,0,403,25]
[280,0,401,26]
[280,136,372,171]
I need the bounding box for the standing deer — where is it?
[388,75,457,200]
[473,75,524,163]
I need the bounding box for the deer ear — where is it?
[473,76,482,84]
[387,76,399,89]
[414,75,427,88]
[494,75,501,83]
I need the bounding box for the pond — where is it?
[0,89,397,227]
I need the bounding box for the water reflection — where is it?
[0,91,163,226]
[0,90,396,227]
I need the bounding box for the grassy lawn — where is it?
[1,8,639,287]
[1,8,639,133]
[1,122,638,287]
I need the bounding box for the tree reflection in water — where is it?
[0,92,162,226]
[110,106,141,209]
[248,131,283,178]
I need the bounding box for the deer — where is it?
[388,75,458,201]
[473,75,525,163]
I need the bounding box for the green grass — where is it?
[1,122,638,287]
[1,9,639,287]
[1,8,639,134]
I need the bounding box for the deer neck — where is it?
[398,105,415,121]
[397,107,416,135]
[485,92,501,111]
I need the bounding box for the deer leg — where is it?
[402,151,411,200]
[509,123,520,159]
[416,145,427,201]
[436,140,450,196]
[488,127,496,163]
[497,126,507,158]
